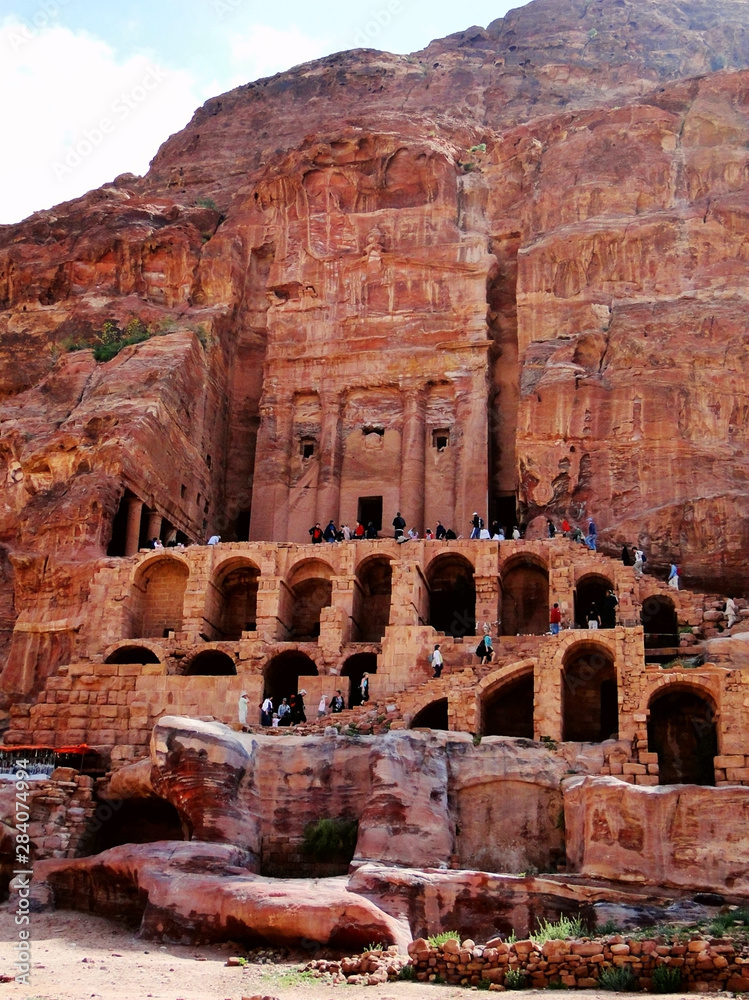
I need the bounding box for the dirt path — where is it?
[0,905,697,1000]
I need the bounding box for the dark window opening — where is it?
[492,493,517,534]
[301,439,315,459]
[105,645,160,665]
[235,510,251,542]
[206,455,212,468]
[180,484,186,498]
[432,429,450,450]
[342,652,378,707]
[185,650,237,676]
[358,496,383,532]
[482,673,534,737]
[648,689,717,785]
[362,425,384,437]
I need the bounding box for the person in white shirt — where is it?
[260,695,273,726]
[238,692,249,731]
[431,644,443,678]
[318,694,327,718]
[207,534,221,545]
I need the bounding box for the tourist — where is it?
[278,698,291,725]
[151,537,163,550]
[490,520,500,538]
[331,690,345,713]
[470,513,483,539]
[549,603,562,635]
[359,673,370,703]
[309,522,324,543]
[366,521,378,539]
[633,546,645,577]
[323,520,337,542]
[435,520,447,540]
[602,589,619,629]
[570,526,584,544]
[238,691,249,731]
[587,603,601,629]
[561,518,571,536]
[476,630,493,664]
[288,694,298,723]
[512,525,521,540]
[260,694,273,727]
[392,511,406,539]
[547,519,556,538]
[408,527,419,540]
[430,644,443,678]
[354,521,365,539]
[725,597,738,629]
[425,527,434,539]
[668,564,680,590]
[207,533,221,545]
[341,523,352,541]
[317,694,327,718]
[585,519,597,551]
[295,689,308,723]
[445,527,457,540]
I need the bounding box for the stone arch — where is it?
[647,683,718,785]
[341,651,378,707]
[410,697,449,731]
[574,573,615,628]
[353,555,392,641]
[263,649,319,704]
[208,557,261,640]
[641,593,679,652]
[480,664,535,738]
[500,554,549,636]
[426,553,475,637]
[285,558,334,641]
[88,798,186,853]
[130,556,189,639]
[184,649,237,676]
[561,640,618,742]
[104,642,163,665]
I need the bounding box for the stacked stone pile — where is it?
[303,946,409,985]
[0,767,96,860]
[406,933,749,991]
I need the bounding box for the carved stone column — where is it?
[315,391,343,526]
[249,391,293,542]
[399,386,426,533]
[124,497,144,556]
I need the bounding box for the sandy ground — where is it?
[0,905,700,1000]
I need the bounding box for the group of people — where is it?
[238,674,371,730]
[547,517,598,550]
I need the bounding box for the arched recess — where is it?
[210,558,260,640]
[500,556,549,636]
[353,556,392,641]
[264,650,318,704]
[647,685,717,785]
[286,559,334,641]
[185,649,237,676]
[641,594,679,653]
[104,644,161,665]
[410,698,449,731]
[574,573,614,628]
[561,641,618,742]
[341,651,377,707]
[130,557,189,639]
[87,798,186,853]
[482,670,534,738]
[427,554,475,638]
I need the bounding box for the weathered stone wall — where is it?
[407,933,749,992]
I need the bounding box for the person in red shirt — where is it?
[550,603,562,635]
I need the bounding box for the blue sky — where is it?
[1,0,531,225]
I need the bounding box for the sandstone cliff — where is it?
[1,0,748,690]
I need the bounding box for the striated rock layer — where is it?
[1,0,749,694]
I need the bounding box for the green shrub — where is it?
[532,914,587,944]
[596,920,621,936]
[195,196,219,212]
[504,968,528,990]
[301,817,358,860]
[651,964,682,993]
[598,965,638,992]
[427,930,460,947]
[397,963,415,980]
[547,980,565,989]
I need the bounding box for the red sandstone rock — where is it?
[564,775,749,893]
[34,841,410,950]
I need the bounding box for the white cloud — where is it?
[0,20,202,225]
[229,23,330,83]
